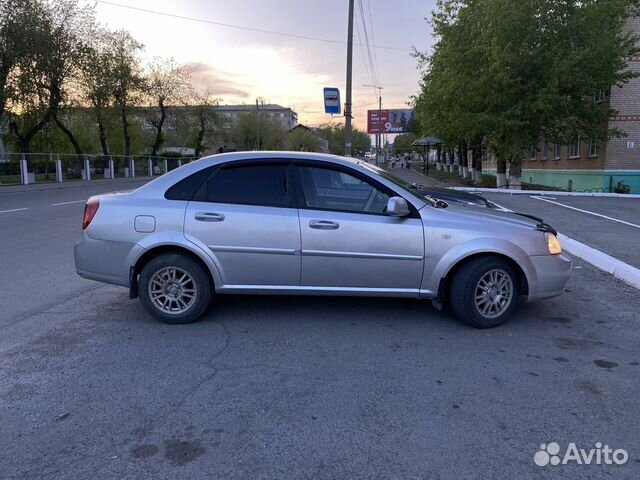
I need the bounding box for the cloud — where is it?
[186,62,251,100]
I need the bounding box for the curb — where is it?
[488,198,640,290]
[449,187,640,198]
[558,234,640,290]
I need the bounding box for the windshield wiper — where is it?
[424,195,449,208]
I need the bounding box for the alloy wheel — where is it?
[148,266,198,315]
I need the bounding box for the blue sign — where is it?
[324,88,341,114]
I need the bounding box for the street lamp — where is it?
[363,84,383,165]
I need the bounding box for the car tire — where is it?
[449,257,520,328]
[138,253,212,324]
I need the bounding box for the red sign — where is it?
[367,109,390,134]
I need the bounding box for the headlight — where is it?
[545,233,562,255]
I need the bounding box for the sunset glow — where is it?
[93,0,434,128]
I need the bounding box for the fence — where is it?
[0,153,199,186]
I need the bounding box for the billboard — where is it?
[367,109,415,134]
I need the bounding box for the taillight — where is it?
[82,198,100,230]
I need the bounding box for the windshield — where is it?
[357,161,442,207]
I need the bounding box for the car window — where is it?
[205,164,289,207]
[298,166,390,214]
[165,166,215,201]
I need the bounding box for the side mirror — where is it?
[386,196,410,217]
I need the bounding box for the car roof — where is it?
[129,151,427,209]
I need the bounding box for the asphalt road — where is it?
[1,180,639,479]
[0,179,150,328]
[481,193,640,268]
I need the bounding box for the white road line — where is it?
[531,196,640,230]
[51,200,87,206]
[488,201,512,212]
[488,199,639,289]
[0,207,28,214]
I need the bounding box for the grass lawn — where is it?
[408,166,567,191]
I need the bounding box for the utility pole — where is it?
[255,99,260,151]
[378,94,382,165]
[363,85,383,165]
[344,0,354,157]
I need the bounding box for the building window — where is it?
[542,142,548,160]
[553,143,561,160]
[529,144,537,160]
[594,90,604,104]
[589,139,598,157]
[568,138,580,158]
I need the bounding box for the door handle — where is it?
[309,219,339,230]
[195,212,225,222]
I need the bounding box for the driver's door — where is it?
[295,163,425,292]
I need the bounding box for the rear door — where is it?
[184,161,301,287]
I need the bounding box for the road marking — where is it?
[488,200,512,212]
[0,208,28,214]
[488,199,639,289]
[51,200,87,206]
[531,196,640,230]
[558,234,640,290]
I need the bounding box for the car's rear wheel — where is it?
[449,257,520,328]
[139,253,212,324]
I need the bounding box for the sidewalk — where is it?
[387,167,444,187]
[0,177,151,194]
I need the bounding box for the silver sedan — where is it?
[74,152,572,328]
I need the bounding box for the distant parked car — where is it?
[75,152,571,328]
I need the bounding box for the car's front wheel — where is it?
[138,253,212,324]
[449,257,520,328]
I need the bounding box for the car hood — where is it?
[416,186,483,201]
[429,202,544,230]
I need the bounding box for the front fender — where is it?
[423,237,537,296]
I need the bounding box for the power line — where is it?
[365,0,382,87]
[357,0,381,88]
[354,11,378,102]
[96,0,408,53]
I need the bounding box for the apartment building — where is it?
[217,104,298,130]
[484,17,640,193]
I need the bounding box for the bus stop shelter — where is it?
[412,137,442,176]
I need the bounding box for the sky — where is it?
[93,0,437,130]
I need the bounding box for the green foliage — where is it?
[0,0,42,119]
[392,133,417,153]
[3,0,96,155]
[230,112,287,151]
[316,124,371,155]
[287,127,323,152]
[414,0,640,168]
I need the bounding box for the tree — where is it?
[230,112,287,150]
[317,124,371,155]
[414,0,640,187]
[111,30,145,158]
[7,0,94,157]
[80,28,118,156]
[0,0,40,122]
[287,126,322,152]
[145,57,191,156]
[181,89,220,157]
[392,133,417,155]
